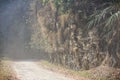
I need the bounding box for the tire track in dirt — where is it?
[13,61,73,80]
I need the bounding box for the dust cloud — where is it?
[0,0,48,61]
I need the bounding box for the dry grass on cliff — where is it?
[89,66,120,80]
[37,60,120,80]
[0,60,18,80]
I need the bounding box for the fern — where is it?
[88,6,113,29]
[105,11,120,27]
[87,2,120,40]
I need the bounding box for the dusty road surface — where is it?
[13,61,73,80]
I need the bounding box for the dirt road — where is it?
[13,61,73,80]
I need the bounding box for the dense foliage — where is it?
[30,0,120,70]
